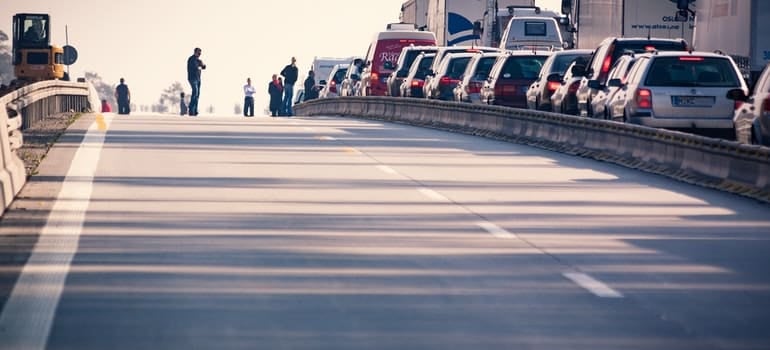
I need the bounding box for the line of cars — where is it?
[313,26,769,146]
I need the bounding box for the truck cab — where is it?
[12,13,64,81]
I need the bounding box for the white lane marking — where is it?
[477,222,517,240]
[563,272,624,298]
[418,188,450,202]
[0,114,113,349]
[318,136,336,141]
[376,165,398,175]
[303,127,314,132]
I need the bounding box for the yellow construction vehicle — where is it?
[12,13,65,81]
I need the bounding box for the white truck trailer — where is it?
[422,0,535,46]
[692,0,770,83]
[562,0,695,50]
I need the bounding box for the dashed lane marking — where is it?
[563,272,624,298]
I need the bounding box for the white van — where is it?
[499,16,565,51]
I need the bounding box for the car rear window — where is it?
[401,49,436,71]
[473,56,498,80]
[612,41,687,62]
[552,54,591,74]
[500,56,547,80]
[447,57,472,79]
[415,56,435,79]
[645,57,741,87]
[333,68,347,83]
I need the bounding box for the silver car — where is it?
[607,51,748,133]
[454,52,505,104]
[589,54,638,120]
[728,63,770,145]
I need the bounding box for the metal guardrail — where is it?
[295,97,770,203]
[0,80,99,217]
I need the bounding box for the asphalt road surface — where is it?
[1,113,768,350]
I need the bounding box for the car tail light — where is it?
[466,82,483,94]
[411,80,424,87]
[734,99,743,110]
[568,81,580,95]
[495,83,516,97]
[679,56,704,61]
[439,76,459,87]
[547,81,561,92]
[635,88,652,109]
[763,98,770,115]
[371,72,379,82]
[329,81,337,93]
[601,55,612,75]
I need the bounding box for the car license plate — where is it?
[672,96,715,107]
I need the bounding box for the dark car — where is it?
[386,45,438,97]
[422,46,501,98]
[526,49,592,111]
[400,53,436,98]
[480,51,550,108]
[454,52,505,104]
[575,37,689,118]
[423,53,475,100]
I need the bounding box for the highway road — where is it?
[1,113,769,349]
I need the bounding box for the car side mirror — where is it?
[726,88,749,101]
[606,79,622,88]
[571,64,586,77]
[587,80,603,90]
[546,73,562,83]
[397,70,408,78]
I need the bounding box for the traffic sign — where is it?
[63,45,78,65]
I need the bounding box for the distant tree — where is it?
[234,103,242,115]
[159,82,185,113]
[0,30,14,85]
[84,71,116,108]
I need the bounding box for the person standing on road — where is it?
[280,57,299,116]
[303,70,319,101]
[268,74,283,117]
[115,78,131,115]
[187,47,206,116]
[243,78,256,117]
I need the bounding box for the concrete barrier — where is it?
[295,97,770,203]
[0,80,98,217]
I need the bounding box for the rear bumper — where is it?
[630,114,734,129]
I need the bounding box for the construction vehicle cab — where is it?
[12,13,64,81]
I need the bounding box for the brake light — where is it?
[763,98,770,115]
[439,76,459,86]
[467,82,483,94]
[644,45,656,52]
[371,72,379,82]
[568,81,580,94]
[495,83,516,96]
[547,81,561,92]
[601,55,612,74]
[679,57,704,61]
[635,88,652,109]
[330,81,337,93]
[411,80,424,87]
[734,99,743,110]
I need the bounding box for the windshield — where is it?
[645,57,741,87]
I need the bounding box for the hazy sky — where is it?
[1,0,560,114]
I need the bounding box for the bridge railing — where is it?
[296,97,770,203]
[0,80,99,217]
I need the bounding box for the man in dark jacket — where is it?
[280,57,298,116]
[303,70,319,101]
[187,47,206,116]
[115,78,131,115]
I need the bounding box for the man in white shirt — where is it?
[243,78,256,117]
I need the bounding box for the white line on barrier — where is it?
[476,221,517,239]
[0,114,113,349]
[377,165,398,175]
[418,188,450,202]
[563,272,623,298]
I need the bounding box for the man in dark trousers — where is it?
[187,47,206,116]
[303,70,319,101]
[243,78,256,117]
[280,57,298,116]
[114,78,131,115]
